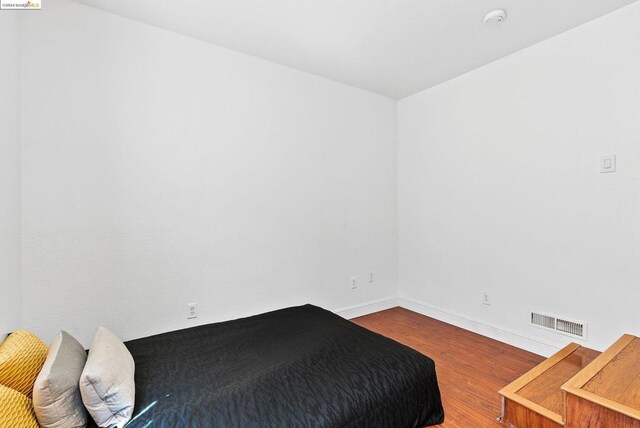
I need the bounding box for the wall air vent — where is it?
[530,312,587,340]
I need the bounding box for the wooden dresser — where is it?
[499,343,600,427]
[500,334,640,427]
[562,334,640,427]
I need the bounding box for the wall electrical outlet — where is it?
[368,271,375,283]
[351,277,358,289]
[482,292,490,306]
[187,303,197,319]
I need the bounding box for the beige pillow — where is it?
[80,327,135,428]
[33,331,88,428]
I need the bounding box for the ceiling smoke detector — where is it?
[483,9,507,26]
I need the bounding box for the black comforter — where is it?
[107,304,444,427]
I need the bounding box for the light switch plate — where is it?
[600,154,616,173]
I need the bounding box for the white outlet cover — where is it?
[187,303,197,319]
[482,292,490,306]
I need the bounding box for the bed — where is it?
[93,304,444,427]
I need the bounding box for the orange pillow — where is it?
[0,384,38,427]
[0,330,48,397]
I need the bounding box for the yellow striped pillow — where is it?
[0,330,48,397]
[0,384,38,428]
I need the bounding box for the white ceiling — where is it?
[73,0,637,99]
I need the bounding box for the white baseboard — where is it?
[398,297,561,357]
[335,295,563,357]
[334,297,400,320]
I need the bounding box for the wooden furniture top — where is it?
[499,342,600,424]
[562,334,640,421]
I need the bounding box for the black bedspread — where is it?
[110,304,444,427]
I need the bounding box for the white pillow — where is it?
[33,331,88,428]
[80,327,135,428]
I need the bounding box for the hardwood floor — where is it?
[351,307,545,428]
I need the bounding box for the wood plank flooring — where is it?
[351,307,545,428]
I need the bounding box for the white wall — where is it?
[0,13,22,339]
[21,1,398,346]
[398,1,640,356]
[18,0,640,355]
